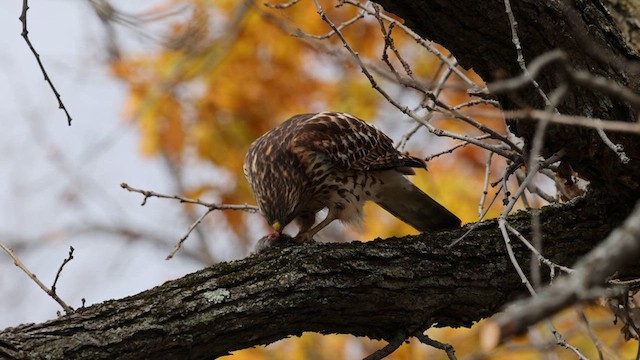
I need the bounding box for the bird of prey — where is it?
[244,112,460,246]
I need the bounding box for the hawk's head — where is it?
[243,135,304,234]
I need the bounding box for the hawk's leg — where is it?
[295,209,338,243]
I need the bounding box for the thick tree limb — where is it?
[0,194,635,359]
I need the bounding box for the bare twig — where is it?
[502,0,553,107]
[452,99,500,110]
[120,182,258,212]
[51,246,75,295]
[363,331,408,360]
[570,69,640,109]
[397,56,456,151]
[576,306,605,360]
[166,207,216,260]
[0,240,74,314]
[515,169,555,203]
[416,332,457,360]
[341,0,479,89]
[19,0,73,125]
[498,217,537,294]
[293,8,365,40]
[530,212,542,290]
[499,215,589,360]
[596,127,630,164]
[121,182,258,260]
[473,108,640,134]
[448,182,503,248]
[479,151,494,219]
[505,223,574,274]
[424,135,492,161]
[549,325,590,360]
[160,153,216,264]
[501,150,564,220]
[486,50,567,95]
[432,99,522,152]
[527,84,568,176]
[487,49,640,109]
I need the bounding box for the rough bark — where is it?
[0,194,635,360]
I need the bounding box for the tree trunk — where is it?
[377,0,640,195]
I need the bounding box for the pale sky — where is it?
[0,1,213,328]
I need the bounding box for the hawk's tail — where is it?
[373,172,461,232]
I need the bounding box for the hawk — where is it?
[244,112,460,246]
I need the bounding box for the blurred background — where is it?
[0,0,636,358]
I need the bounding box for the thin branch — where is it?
[120,182,258,260]
[479,151,494,219]
[431,99,523,152]
[448,183,503,248]
[373,5,414,81]
[527,84,568,177]
[502,0,553,107]
[505,223,574,274]
[498,217,537,295]
[452,99,500,110]
[576,306,605,360]
[515,169,555,203]
[596,127,630,164]
[486,50,567,95]
[160,153,215,264]
[341,0,479,90]
[120,182,258,212]
[363,331,408,360]
[51,246,75,295]
[19,0,73,125]
[0,240,74,314]
[397,56,456,151]
[166,207,215,260]
[487,47,640,108]
[530,212,542,290]
[570,69,640,109]
[473,108,640,134]
[549,325,590,360]
[293,8,365,40]
[501,150,564,219]
[416,332,457,360]
[70,223,208,264]
[424,135,491,161]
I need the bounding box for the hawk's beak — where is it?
[271,221,282,233]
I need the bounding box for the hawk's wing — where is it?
[289,112,425,172]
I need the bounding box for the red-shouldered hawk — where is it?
[244,112,460,246]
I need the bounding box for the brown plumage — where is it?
[243,112,460,243]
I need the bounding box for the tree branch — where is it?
[19,0,73,125]
[0,194,634,359]
[482,200,640,349]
